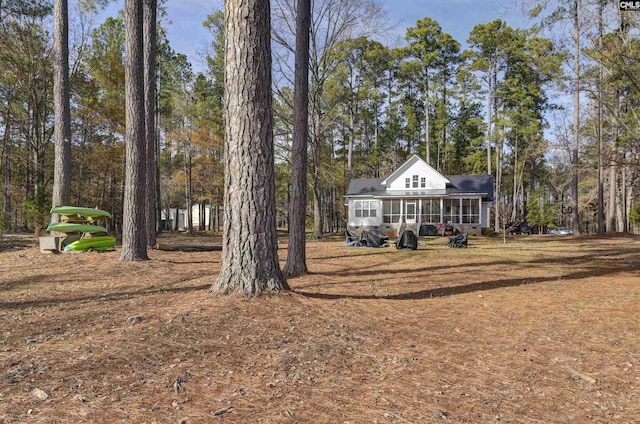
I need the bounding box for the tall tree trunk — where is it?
[155,71,163,235]
[2,113,11,231]
[51,0,72,226]
[511,133,519,223]
[311,112,323,238]
[347,109,354,180]
[621,160,628,233]
[607,85,622,232]
[144,0,158,247]
[425,72,430,164]
[596,0,605,234]
[121,0,149,261]
[607,159,617,231]
[571,0,580,235]
[494,126,502,233]
[283,0,311,278]
[185,143,193,235]
[212,0,288,296]
[486,63,493,176]
[312,184,322,238]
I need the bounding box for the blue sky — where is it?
[99,0,528,72]
[386,0,526,43]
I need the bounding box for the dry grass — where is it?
[1,233,639,423]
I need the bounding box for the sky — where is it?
[98,0,529,73]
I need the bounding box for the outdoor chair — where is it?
[372,228,390,246]
[395,229,418,250]
[345,228,360,246]
[448,232,468,248]
[359,230,388,248]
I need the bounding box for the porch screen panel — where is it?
[443,199,460,224]
[420,199,441,224]
[462,199,480,223]
[383,200,401,223]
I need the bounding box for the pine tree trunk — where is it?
[144,0,158,247]
[596,0,605,234]
[2,114,11,231]
[212,0,288,296]
[571,0,580,235]
[51,0,72,224]
[310,111,324,239]
[121,0,149,261]
[424,72,430,165]
[607,159,617,231]
[185,147,193,235]
[283,0,311,278]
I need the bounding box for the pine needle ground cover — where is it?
[1,234,639,423]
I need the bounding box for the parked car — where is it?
[557,226,573,235]
[548,226,573,235]
[506,221,531,235]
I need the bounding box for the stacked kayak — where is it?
[47,222,109,234]
[65,236,116,252]
[47,206,116,252]
[50,206,112,220]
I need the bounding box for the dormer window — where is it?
[412,175,419,188]
[405,178,410,188]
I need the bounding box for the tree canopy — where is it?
[1,1,639,239]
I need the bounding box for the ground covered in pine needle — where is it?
[1,232,639,423]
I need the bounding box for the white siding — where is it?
[347,198,382,227]
[385,160,449,190]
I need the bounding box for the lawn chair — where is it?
[395,230,418,250]
[345,227,360,246]
[359,230,388,248]
[372,228,390,246]
[448,232,468,248]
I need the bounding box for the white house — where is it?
[345,155,494,236]
[161,204,222,231]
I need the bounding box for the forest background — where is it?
[2,0,640,238]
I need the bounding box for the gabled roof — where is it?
[346,155,493,200]
[346,174,493,199]
[380,154,450,187]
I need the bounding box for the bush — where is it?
[23,195,51,236]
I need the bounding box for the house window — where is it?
[383,200,401,223]
[355,200,377,218]
[443,199,460,224]
[412,175,419,188]
[405,178,410,188]
[420,177,426,188]
[462,199,480,223]
[420,199,441,224]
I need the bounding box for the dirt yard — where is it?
[1,233,639,423]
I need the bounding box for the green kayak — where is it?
[50,206,112,219]
[47,222,108,234]
[65,236,116,252]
